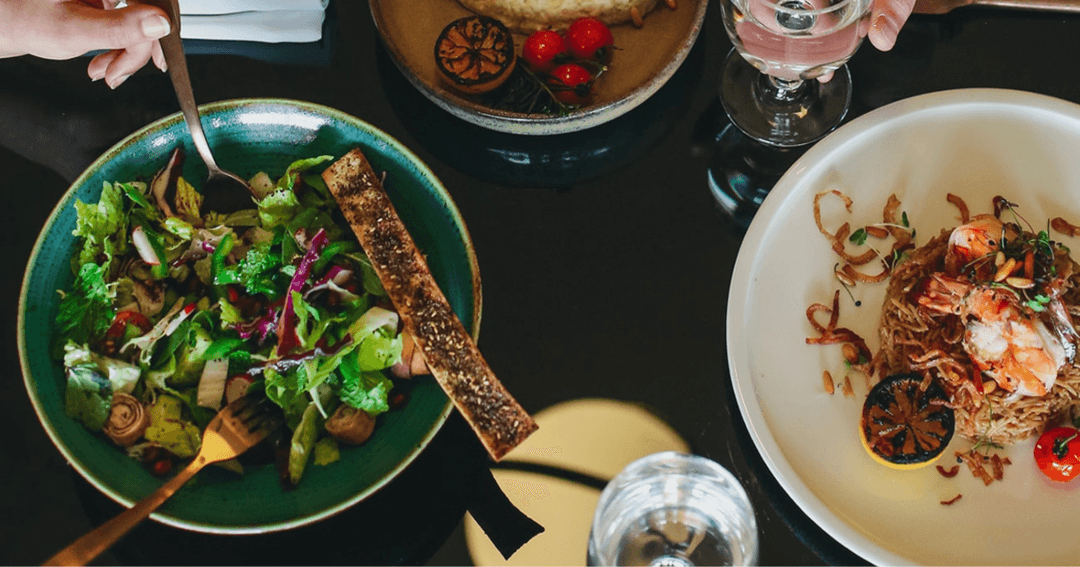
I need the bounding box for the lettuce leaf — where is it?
[237,240,282,297]
[73,181,127,267]
[218,297,244,327]
[63,342,140,395]
[144,395,202,458]
[300,338,357,395]
[142,358,216,429]
[343,252,386,297]
[356,329,402,372]
[118,181,152,211]
[277,156,333,191]
[349,306,402,371]
[258,189,300,229]
[337,352,393,416]
[55,263,116,347]
[204,209,260,229]
[63,366,112,431]
[299,174,334,209]
[170,324,213,387]
[264,368,310,429]
[163,216,194,241]
[313,437,340,466]
[292,291,348,353]
[174,176,203,222]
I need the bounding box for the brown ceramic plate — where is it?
[370,0,707,135]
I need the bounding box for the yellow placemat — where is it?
[465,398,690,566]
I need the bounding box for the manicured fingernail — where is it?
[108,74,131,89]
[141,15,171,39]
[89,69,106,81]
[871,13,896,50]
[872,13,891,36]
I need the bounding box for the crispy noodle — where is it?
[872,229,1080,446]
[811,191,1080,450]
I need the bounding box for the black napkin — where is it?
[434,413,546,560]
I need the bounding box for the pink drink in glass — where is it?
[726,0,872,82]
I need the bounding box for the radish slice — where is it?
[162,303,195,337]
[131,226,161,266]
[197,358,229,409]
[225,374,256,404]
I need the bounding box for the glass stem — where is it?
[754,74,810,106]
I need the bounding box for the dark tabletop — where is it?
[3,1,1080,565]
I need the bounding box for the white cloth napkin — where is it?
[178,0,329,15]
[177,0,328,43]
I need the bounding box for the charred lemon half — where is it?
[435,16,517,95]
[860,373,955,470]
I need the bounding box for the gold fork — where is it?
[43,395,283,567]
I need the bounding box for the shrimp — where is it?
[960,287,1068,398]
[915,279,1067,398]
[913,273,970,315]
[944,214,1018,277]
[910,216,1079,398]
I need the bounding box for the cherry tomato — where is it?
[547,63,593,105]
[565,17,614,60]
[150,458,173,476]
[104,310,152,340]
[522,29,566,73]
[1034,426,1080,483]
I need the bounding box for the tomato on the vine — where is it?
[547,63,593,105]
[1034,426,1080,483]
[564,17,614,60]
[522,29,566,73]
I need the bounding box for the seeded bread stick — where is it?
[322,148,538,460]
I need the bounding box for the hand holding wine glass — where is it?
[719,0,875,147]
[813,0,915,83]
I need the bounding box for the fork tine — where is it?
[241,396,275,419]
[248,412,283,436]
[228,392,270,419]
[246,403,282,428]
[236,396,283,435]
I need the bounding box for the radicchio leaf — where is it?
[275,228,329,354]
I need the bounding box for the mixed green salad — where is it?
[55,149,416,486]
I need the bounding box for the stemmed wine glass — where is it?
[719,0,873,147]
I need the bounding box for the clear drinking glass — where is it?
[587,452,758,567]
[720,0,873,147]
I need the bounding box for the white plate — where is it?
[728,88,1080,566]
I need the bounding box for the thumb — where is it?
[867,0,916,51]
[61,2,171,53]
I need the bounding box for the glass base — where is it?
[719,49,852,148]
[708,122,807,230]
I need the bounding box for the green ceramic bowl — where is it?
[18,99,480,533]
